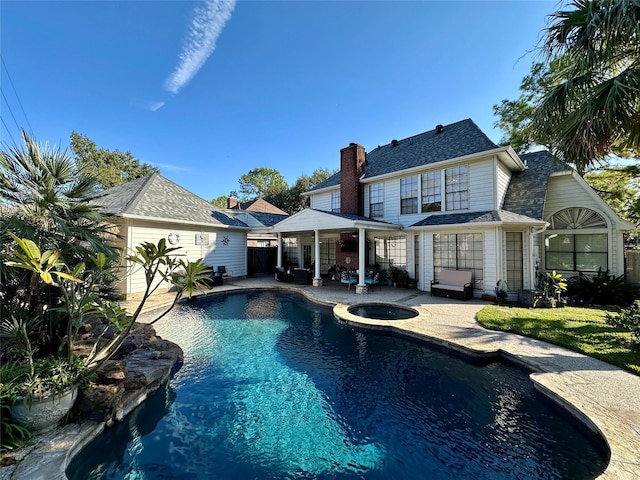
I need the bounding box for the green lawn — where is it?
[476,304,640,375]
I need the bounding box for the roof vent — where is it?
[391,139,398,147]
[435,124,444,134]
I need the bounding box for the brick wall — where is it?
[340,143,366,215]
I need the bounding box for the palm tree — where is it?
[1,129,119,356]
[0,129,116,261]
[531,0,640,175]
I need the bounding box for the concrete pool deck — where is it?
[3,275,639,479]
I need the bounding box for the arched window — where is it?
[548,208,607,229]
[544,208,608,272]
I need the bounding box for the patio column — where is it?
[277,232,282,268]
[356,227,367,294]
[313,229,323,287]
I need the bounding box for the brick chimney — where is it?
[227,196,238,209]
[340,143,366,215]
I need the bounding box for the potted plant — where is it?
[394,269,410,288]
[1,236,209,432]
[537,270,568,308]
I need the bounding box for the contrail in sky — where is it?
[164,0,236,94]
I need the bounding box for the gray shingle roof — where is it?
[410,209,544,228]
[502,150,571,220]
[310,119,499,192]
[364,119,499,178]
[91,174,248,228]
[246,211,289,227]
[310,171,341,191]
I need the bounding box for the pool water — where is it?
[67,291,608,479]
[348,303,419,320]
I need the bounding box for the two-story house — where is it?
[271,119,634,296]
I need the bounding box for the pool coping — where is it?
[4,284,639,479]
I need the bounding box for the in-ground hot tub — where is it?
[347,303,419,320]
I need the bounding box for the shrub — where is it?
[606,301,640,350]
[568,269,640,306]
[0,393,31,453]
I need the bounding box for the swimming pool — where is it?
[67,290,607,479]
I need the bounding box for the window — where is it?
[282,237,299,267]
[400,176,418,214]
[545,233,608,271]
[421,171,441,212]
[545,208,608,272]
[374,236,406,271]
[369,183,384,218]
[506,232,523,291]
[331,191,341,213]
[303,244,312,268]
[433,233,483,289]
[320,238,336,271]
[445,166,469,211]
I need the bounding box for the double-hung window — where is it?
[369,183,384,218]
[331,190,341,213]
[445,166,469,211]
[400,176,418,214]
[421,171,441,212]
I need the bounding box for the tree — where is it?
[530,0,640,174]
[1,129,116,263]
[1,129,119,357]
[266,168,334,214]
[586,165,640,245]
[210,195,228,209]
[238,167,288,200]
[493,60,563,153]
[70,132,159,190]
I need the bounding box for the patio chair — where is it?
[340,268,358,290]
[217,266,233,284]
[292,268,311,285]
[364,271,381,291]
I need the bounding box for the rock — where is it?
[97,360,127,383]
[77,383,125,421]
[77,324,182,426]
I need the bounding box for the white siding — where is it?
[483,228,498,296]
[496,161,512,208]
[422,232,434,290]
[383,178,401,224]
[373,160,498,228]
[544,175,604,215]
[543,174,626,276]
[309,190,333,211]
[468,160,496,211]
[126,221,246,295]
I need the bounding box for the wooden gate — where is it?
[248,247,277,276]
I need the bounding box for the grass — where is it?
[476,304,640,375]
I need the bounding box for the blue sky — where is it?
[1,0,556,201]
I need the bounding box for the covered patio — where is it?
[270,209,403,294]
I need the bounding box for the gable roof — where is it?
[309,119,499,192]
[502,150,571,220]
[230,198,288,215]
[91,174,248,228]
